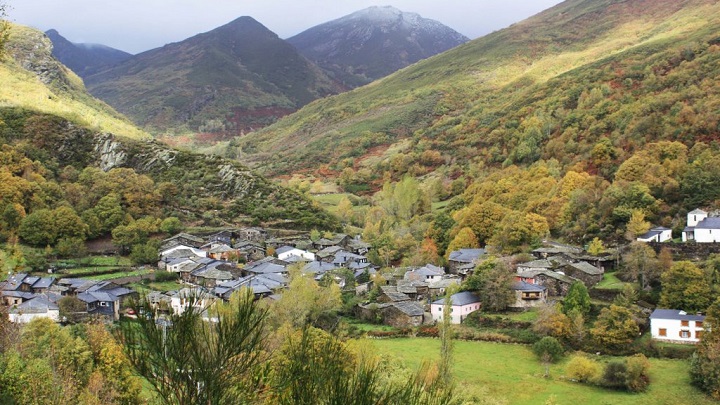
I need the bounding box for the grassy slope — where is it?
[373,338,715,405]
[0,24,149,140]
[236,0,720,176]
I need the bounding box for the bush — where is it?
[600,361,628,389]
[566,355,602,383]
[625,354,651,392]
[154,270,179,282]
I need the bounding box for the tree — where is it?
[58,296,88,323]
[622,241,660,290]
[129,241,160,265]
[533,303,571,340]
[462,258,514,312]
[119,289,267,405]
[625,209,651,241]
[269,265,342,329]
[532,336,564,377]
[18,209,56,246]
[563,281,591,316]
[591,305,639,351]
[159,217,183,235]
[690,298,720,399]
[586,237,605,256]
[566,355,602,383]
[445,227,479,259]
[659,261,712,312]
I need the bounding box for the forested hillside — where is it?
[0,23,338,259]
[231,0,720,250]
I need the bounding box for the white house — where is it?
[431,291,481,324]
[649,309,706,344]
[682,209,720,242]
[404,264,445,283]
[169,288,214,315]
[276,246,316,262]
[637,227,672,243]
[8,296,60,323]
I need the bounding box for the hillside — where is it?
[0,24,338,231]
[231,0,720,246]
[235,0,720,177]
[85,16,345,136]
[45,29,133,78]
[287,6,468,88]
[0,24,148,140]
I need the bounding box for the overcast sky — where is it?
[8,0,563,54]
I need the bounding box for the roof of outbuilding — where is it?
[448,248,486,263]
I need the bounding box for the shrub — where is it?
[154,270,179,282]
[600,361,628,389]
[566,355,602,383]
[625,354,651,392]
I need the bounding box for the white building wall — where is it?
[431,303,481,324]
[694,228,720,243]
[9,309,60,323]
[651,317,704,343]
[278,249,316,261]
[688,212,708,228]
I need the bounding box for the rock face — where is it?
[45,29,132,78]
[287,6,469,87]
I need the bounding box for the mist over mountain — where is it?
[45,29,132,78]
[287,6,469,87]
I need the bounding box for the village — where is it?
[3,207,719,349]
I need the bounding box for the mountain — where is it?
[0,24,147,139]
[45,29,132,78]
[85,16,345,136]
[0,23,338,230]
[287,6,469,88]
[235,0,720,182]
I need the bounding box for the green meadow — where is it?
[372,338,715,405]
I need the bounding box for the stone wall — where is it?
[646,242,720,261]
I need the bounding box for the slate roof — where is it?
[448,248,486,263]
[10,295,59,314]
[383,292,411,302]
[303,261,338,275]
[31,277,55,290]
[275,246,296,255]
[244,262,286,274]
[391,301,425,317]
[1,273,28,291]
[650,309,705,322]
[517,259,556,270]
[432,291,480,306]
[511,281,547,292]
[696,217,720,229]
[565,261,603,276]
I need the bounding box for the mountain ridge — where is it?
[45,29,132,78]
[84,16,345,135]
[287,6,469,87]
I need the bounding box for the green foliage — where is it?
[563,281,591,316]
[591,305,640,352]
[690,298,720,399]
[567,355,602,383]
[659,261,712,313]
[129,240,161,265]
[120,289,267,405]
[462,257,514,313]
[533,336,564,363]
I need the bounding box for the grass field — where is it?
[595,272,631,290]
[372,338,715,405]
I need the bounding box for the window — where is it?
[696,321,704,328]
[681,320,689,327]
[658,328,667,337]
[696,330,704,340]
[680,330,691,338]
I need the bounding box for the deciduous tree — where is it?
[660,261,712,313]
